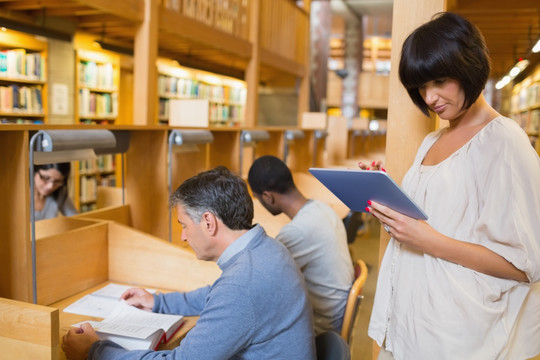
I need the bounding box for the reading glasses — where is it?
[37,171,65,186]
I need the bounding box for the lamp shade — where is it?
[34,130,116,152]
[314,130,328,139]
[94,130,131,155]
[241,130,270,143]
[169,129,214,146]
[285,129,305,140]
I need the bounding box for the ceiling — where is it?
[0,0,537,81]
[331,0,540,80]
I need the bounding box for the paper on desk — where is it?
[63,294,120,318]
[63,283,157,318]
[92,283,156,299]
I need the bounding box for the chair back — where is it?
[316,331,351,360]
[341,259,368,342]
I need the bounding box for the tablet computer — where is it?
[309,168,428,220]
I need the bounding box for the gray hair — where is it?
[169,166,254,230]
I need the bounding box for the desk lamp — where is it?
[313,129,328,167]
[239,130,270,177]
[283,129,305,164]
[167,129,214,242]
[29,129,130,304]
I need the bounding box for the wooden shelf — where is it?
[157,59,247,126]
[0,29,47,124]
[76,49,120,125]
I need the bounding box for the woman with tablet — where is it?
[362,12,540,360]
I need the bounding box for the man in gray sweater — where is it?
[248,156,354,335]
[62,166,315,360]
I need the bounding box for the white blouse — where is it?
[368,116,540,360]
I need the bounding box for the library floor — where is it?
[348,215,381,360]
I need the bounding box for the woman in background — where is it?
[34,163,77,221]
[363,12,540,360]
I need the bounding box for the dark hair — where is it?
[398,12,490,116]
[169,166,253,230]
[247,155,296,195]
[34,163,71,198]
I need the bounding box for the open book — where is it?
[64,283,156,318]
[73,301,184,350]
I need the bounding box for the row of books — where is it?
[0,49,45,81]
[158,99,244,123]
[511,82,540,112]
[0,84,43,114]
[158,75,246,104]
[78,60,115,90]
[1,118,43,124]
[79,175,98,203]
[79,89,118,118]
[79,155,116,174]
[513,109,540,135]
[530,109,540,135]
[79,174,116,204]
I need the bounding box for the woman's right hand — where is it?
[358,160,385,172]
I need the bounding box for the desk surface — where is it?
[52,281,198,359]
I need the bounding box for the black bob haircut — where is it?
[398,12,491,116]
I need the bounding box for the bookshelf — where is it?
[76,49,120,125]
[157,59,246,126]
[510,64,540,154]
[74,154,117,212]
[0,29,47,124]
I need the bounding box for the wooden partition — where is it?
[36,218,109,305]
[73,205,132,227]
[170,142,211,191]
[0,297,59,360]
[34,212,221,307]
[108,222,221,291]
[256,129,286,159]
[312,134,327,168]
[208,129,241,171]
[126,130,169,240]
[348,131,387,164]
[285,130,315,173]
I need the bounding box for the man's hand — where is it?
[62,323,100,360]
[120,287,155,311]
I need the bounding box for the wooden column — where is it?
[244,0,260,127]
[133,0,158,125]
[297,0,311,121]
[373,0,445,358]
[0,130,31,302]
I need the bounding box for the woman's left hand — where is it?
[367,200,438,252]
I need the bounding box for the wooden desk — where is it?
[0,206,221,359]
[52,282,198,358]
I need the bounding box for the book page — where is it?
[73,301,183,339]
[63,283,157,318]
[92,283,156,299]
